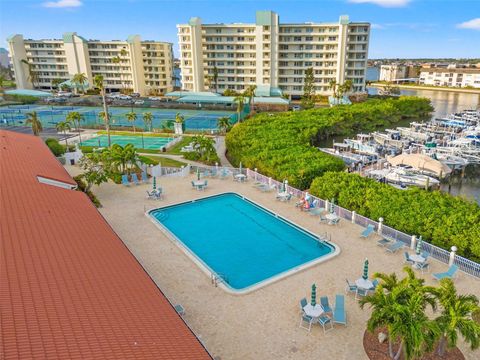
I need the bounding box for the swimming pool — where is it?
[81,135,173,150]
[149,193,339,293]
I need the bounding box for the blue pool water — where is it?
[150,193,336,292]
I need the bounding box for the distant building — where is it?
[419,66,480,88]
[177,11,370,97]
[7,33,174,95]
[0,48,9,67]
[379,64,407,82]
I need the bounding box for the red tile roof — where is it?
[0,130,212,360]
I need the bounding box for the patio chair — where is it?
[317,315,334,334]
[131,173,140,186]
[174,304,185,316]
[320,296,332,314]
[404,252,415,265]
[299,298,308,313]
[333,295,346,326]
[261,184,276,193]
[203,180,208,189]
[433,264,458,281]
[320,214,328,224]
[371,279,379,289]
[355,288,369,300]
[141,171,148,183]
[121,174,130,187]
[191,181,196,189]
[361,224,375,238]
[377,238,391,247]
[415,261,430,273]
[220,169,229,180]
[421,251,430,260]
[330,217,341,226]
[386,240,404,253]
[345,279,357,294]
[299,314,316,332]
[146,190,160,200]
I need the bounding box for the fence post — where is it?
[325,200,329,212]
[285,180,289,193]
[351,210,356,224]
[378,217,384,234]
[449,246,457,266]
[410,235,417,250]
[268,177,272,186]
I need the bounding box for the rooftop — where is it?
[0,130,211,360]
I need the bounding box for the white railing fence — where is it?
[245,168,480,279]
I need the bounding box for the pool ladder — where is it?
[211,272,228,287]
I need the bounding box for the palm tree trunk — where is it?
[393,341,403,360]
[101,89,111,147]
[64,130,69,151]
[388,338,394,358]
[76,121,82,144]
[437,335,447,356]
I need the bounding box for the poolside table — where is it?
[303,303,324,318]
[409,254,426,264]
[325,213,340,225]
[355,278,374,290]
[234,174,246,182]
[193,180,206,191]
[276,191,290,201]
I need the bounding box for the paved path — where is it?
[215,135,232,167]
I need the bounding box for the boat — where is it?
[386,153,451,179]
[384,166,440,188]
[319,143,378,166]
[372,129,411,149]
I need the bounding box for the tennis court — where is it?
[0,105,236,131]
[81,135,173,150]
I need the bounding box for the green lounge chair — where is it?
[377,238,391,247]
[131,173,140,185]
[386,240,404,253]
[433,264,458,280]
[361,224,375,238]
[333,295,346,326]
[141,171,148,183]
[320,296,332,314]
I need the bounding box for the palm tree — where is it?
[328,79,338,100]
[21,59,39,88]
[126,111,138,133]
[25,112,43,136]
[94,75,111,147]
[360,267,439,360]
[109,143,138,174]
[0,74,5,94]
[217,116,231,134]
[233,95,245,123]
[244,85,257,114]
[143,112,153,132]
[56,120,72,150]
[434,278,480,356]
[72,73,88,94]
[66,111,84,143]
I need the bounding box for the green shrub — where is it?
[85,89,100,95]
[183,150,220,166]
[73,175,101,207]
[309,172,480,262]
[226,96,432,189]
[4,94,39,104]
[45,138,66,156]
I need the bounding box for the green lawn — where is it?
[165,136,193,155]
[138,155,186,168]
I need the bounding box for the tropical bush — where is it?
[3,94,39,104]
[45,138,66,156]
[183,135,220,165]
[310,172,480,261]
[226,96,432,189]
[360,268,480,359]
[73,175,102,207]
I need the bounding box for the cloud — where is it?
[348,0,411,7]
[371,23,385,29]
[457,18,480,30]
[42,0,83,8]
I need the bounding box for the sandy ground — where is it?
[66,166,480,360]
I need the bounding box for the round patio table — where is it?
[325,213,340,224]
[234,174,246,182]
[303,303,324,318]
[355,278,374,290]
[410,254,425,263]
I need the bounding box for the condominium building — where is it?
[177,11,370,97]
[419,66,480,89]
[379,64,408,82]
[7,33,174,95]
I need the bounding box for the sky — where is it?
[0,0,479,59]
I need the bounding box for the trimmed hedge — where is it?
[310,172,480,262]
[226,96,433,189]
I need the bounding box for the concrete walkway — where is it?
[215,135,232,167]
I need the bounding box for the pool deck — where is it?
[65,166,480,360]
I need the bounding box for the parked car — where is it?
[131,92,140,98]
[118,94,132,100]
[148,96,161,101]
[57,91,73,98]
[134,100,145,105]
[292,105,301,111]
